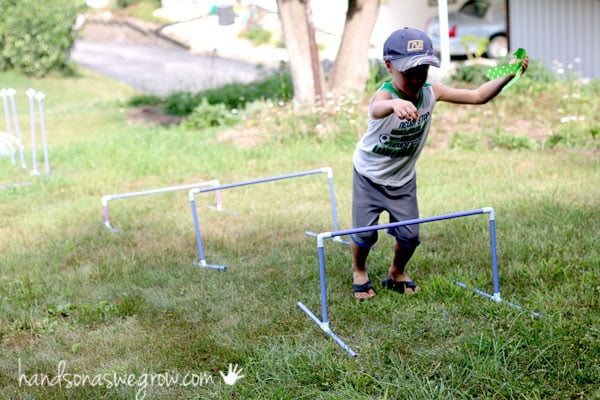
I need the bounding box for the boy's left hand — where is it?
[515,55,529,75]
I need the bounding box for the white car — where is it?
[425,0,508,59]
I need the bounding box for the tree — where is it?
[328,0,379,95]
[276,0,380,107]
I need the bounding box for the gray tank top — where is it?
[353,82,436,187]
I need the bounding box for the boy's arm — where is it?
[433,56,529,105]
[369,90,419,121]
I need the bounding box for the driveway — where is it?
[70,39,266,96]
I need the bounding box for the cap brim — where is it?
[390,54,440,72]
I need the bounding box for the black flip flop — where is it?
[381,278,418,294]
[353,279,374,299]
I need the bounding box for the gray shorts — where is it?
[351,168,420,248]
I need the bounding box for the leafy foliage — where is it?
[127,66,293,123]
[239,23,273,46]
[0,0,83,76]
[461,34,489,59]
[449,62,490,86]
[181,98,241,129]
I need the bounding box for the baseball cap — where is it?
[383,28,440,72]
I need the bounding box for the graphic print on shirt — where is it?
[372,111,431,158]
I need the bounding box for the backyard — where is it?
[0,59,599,399]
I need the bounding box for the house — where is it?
[508,0,600,80]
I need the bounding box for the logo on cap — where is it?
[407,40,424,52]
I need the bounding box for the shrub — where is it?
[194,66,293,110]
[0,0,83,76]
[239,24,273,47]
[181,98,241,129]
[365,59,389,94]
[164,92,198,116]
[461,34,488,59]
[133,67,293,117]
[487,130,538,150]
[449,62,489,86]
[126,94,163,107]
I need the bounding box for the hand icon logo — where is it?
[220,363,245,386]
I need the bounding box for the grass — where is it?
[1,67,599,399]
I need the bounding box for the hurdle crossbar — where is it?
[297,207,541,357]
[188,167,344,270]
[102,180,222,232]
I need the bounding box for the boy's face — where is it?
[387,62,429,98]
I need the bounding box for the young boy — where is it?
[351,27,528,300]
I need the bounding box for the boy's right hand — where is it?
[391,98,418,122]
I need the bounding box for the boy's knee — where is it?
[350,231,378,248]
[388,227,420,248]
[396,238,420,248]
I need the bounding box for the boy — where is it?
[351,27,528,300]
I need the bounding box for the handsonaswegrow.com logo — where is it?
[18,359,245,399]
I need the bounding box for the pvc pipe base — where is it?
[297,302,357,358]
[452,280,542,318]
[193,260,227,271]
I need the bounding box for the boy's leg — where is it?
[351,242,375,299]
[387,242,420,294]
[350,169,381,299]
[382,175,420,294]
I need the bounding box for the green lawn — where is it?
[1,68,599,399]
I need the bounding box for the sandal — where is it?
[381,278,418,294]
[353,279,375,300]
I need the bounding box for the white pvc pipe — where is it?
[35,92,50,175]
[102,179,222,232]
[8,88,26,168]
[25,88,39,176]
[1,89,11,136]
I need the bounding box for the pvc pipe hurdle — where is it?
[25,89,50,176]
[297,207,541,358]
[0,132,22,165]
[1,88,50,189]
[1,88,26,168]
[188,167,345,270]
[101,180,222,232]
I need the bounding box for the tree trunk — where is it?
[277,0,380,106]
[276,0,319,107]
[328,0,380,96]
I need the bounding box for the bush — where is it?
[182,98,241,129]
[0,0,83,77]
[191,66,292,110]
[449,62,490,86]
[127,67,294,118]
[239,24,273,47]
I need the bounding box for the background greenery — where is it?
[1,35,599,400]
[0,0,83,77]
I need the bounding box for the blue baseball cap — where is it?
[383,28,440,72]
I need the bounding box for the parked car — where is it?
[425,0,508,59]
